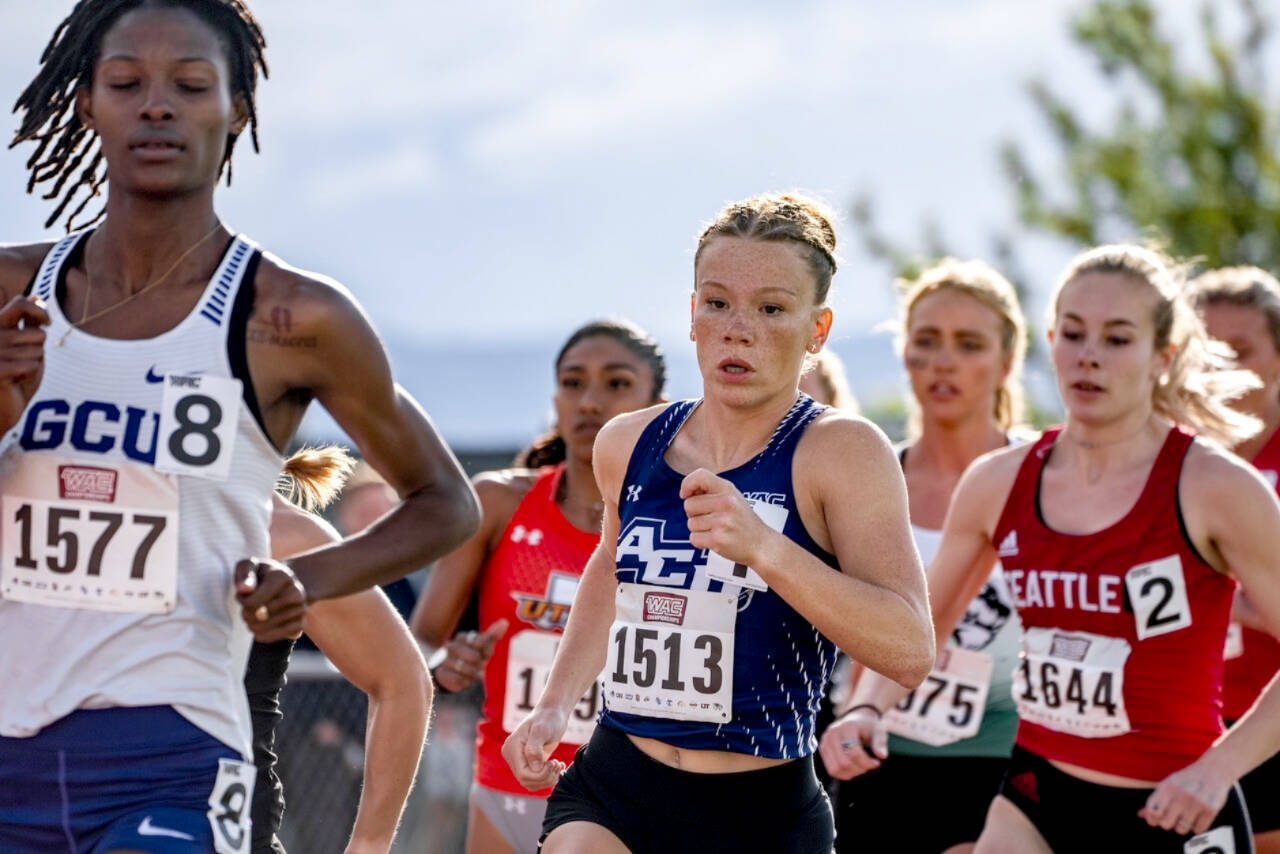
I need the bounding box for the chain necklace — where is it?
[57,223,224,346]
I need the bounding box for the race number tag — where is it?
[1125,555,1192,641]
[884,645,993,746]
[604,582,737,723]
[503,630,599,746]
[207,757,255,854]
[1014,627,1131,738]
[1224,622,1244,660]
[705,499,788,592]
[155,374,242,481]
[1,454,179,614]
[1184,826,1236,854]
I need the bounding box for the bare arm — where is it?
[409,473,526,691]
[307,592,429,854]
[819,447,1020,780]
[501,407,656,791]
[252,267,480,601]
[270,496,430,854]
[681,414,935,687]
[0,243,54,434]
[1144,449,1280,833]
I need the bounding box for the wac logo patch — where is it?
[643,591,687,625]
[58,465,118,503]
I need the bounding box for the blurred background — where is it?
[3,0,1278,850]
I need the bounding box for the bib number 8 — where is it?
[155,375,242,481]
[168,394,222,467]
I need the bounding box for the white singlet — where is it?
[0,230,281,759]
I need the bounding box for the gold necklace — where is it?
[57,223,224,346]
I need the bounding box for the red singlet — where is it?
[474,464,599,795]
[1223,428,1280,720]
[993,426,1234,781]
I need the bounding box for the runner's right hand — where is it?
[432,618,509,692]
[0,296,49,434]
[818,705,889,781]
[502,705,568,791]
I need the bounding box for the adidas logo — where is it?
[997,530,1018,557]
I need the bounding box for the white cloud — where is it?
[300,144,438,210]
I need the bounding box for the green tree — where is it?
[1003,0,1280,268]
[856,0,1280,276]
[852,0,1279,428]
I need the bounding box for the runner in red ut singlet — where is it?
[410,320,667,854]
[1194,267,1280,854]
[844,244,1280,853]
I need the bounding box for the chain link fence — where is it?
[275,651,482,854]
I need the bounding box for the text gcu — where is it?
[19,400,161,463]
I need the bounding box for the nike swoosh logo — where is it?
[137,816,196,840]
[145,367,164,384]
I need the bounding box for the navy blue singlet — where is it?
[598,395,840,759]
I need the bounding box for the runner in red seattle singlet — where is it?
[994,426,1234,780]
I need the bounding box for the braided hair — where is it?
[11,0,268,231]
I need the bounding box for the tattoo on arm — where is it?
[249,306,317,348]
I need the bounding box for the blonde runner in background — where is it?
[823,259,1028,854]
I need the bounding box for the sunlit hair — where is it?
[695,192,839,305]
[517,319,667,469]
[11,0,268,230]
[899,258,1028,435]
[1051,244,1261,445]
[1190,266,1280,355]
[801,349,859,413]
[277,446,355,512]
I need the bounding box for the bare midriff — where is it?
[1049,758,1158,788]
[625,733,791,773]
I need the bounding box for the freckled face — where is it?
[904,288,1008,426]
[554,335,657,466]
[78,6,247,198]
[1201,301,1280,416]
[692,237,831,408]
[1051,272,1169,424]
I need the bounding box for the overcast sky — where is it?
[0,1,1231,443]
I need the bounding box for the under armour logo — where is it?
[511,525,543,546]
[503,795,528,815]
[626,484,643,502]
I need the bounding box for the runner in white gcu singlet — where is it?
[3,232,274,760]
[0,3,479,851]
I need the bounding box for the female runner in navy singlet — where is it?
[844,245,1280,853]
[0,2,477,852]
[503,192,936,853]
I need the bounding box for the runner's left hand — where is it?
[681,468,772,568]
[234,558,308,642]
[1138,757,1233,836]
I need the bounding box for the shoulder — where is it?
[249,250,368,332]
[955,439,1037,504]
[594,402,672,491]
[0,241,57,301]
[1182,436,1273,505]
[799,408,893,459]
[269,494,342,559]
[473,467,540,523]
